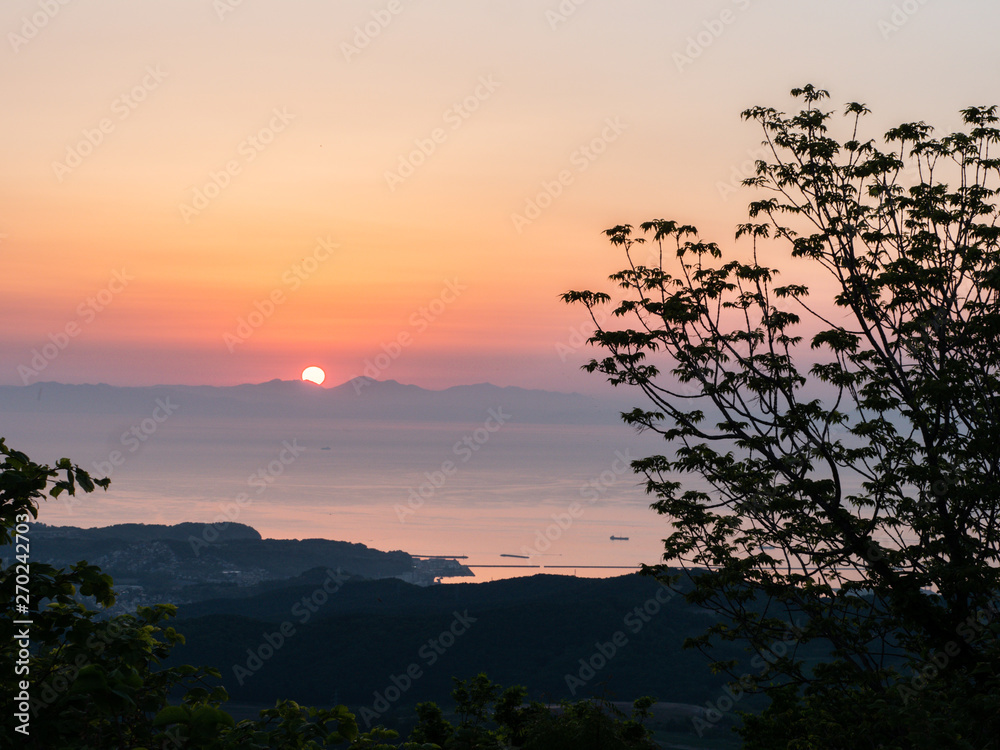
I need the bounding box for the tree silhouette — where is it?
[565,85,1000,748]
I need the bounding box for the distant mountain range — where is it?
[0,379,635,425]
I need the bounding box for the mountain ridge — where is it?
[0,378,631,425]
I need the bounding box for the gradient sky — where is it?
[3,0,999,393]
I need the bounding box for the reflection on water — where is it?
[3,413,673,582]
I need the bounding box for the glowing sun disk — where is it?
[301,366,326,385]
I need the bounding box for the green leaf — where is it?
[153,705,191,727]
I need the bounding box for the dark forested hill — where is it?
[12,522,779,743]
[170,573,750,719]
[2,523,417,613]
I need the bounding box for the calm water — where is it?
[4,412,673,582]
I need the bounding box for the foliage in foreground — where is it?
[565,85,1000,747]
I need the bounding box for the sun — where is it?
[301,366,326,385]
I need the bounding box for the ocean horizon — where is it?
[5,408,672,582]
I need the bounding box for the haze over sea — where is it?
[1,379,670,582]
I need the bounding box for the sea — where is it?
[3,412,674,582]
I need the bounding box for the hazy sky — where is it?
[3,0,998,392]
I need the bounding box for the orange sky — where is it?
[3,0,999,391]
